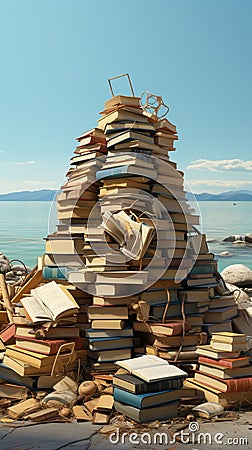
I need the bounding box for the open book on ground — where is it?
[21,281,79,324]
[101,210,154,260]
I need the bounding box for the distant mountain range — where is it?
[194,190,252,201]
[0,189,252,201]
[0,189,57,201]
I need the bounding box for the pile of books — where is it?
[0,281,87,388]
[185,332,252,406]
[39,93,246,374]
[6,91,250,420]
[113,355,187,423]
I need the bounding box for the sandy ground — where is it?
[0,410,251,450]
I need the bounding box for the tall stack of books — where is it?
[113,355,187,423]
[185,332,252,406]
[65,284,93,336]
[42,128,107,278]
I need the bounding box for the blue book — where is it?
[42,266,71,280]
[88,336,131,342]
[113,387,180,409]
[0,363,35,389]
[204,306,238,322]
[202,320,233,335]
[189,264,216,275]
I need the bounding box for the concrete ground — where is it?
[0,411,251,450]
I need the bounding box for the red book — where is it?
[195,371,252,393]
[0,324,16,344]
[198,356,250,369]
[15,336,85,355]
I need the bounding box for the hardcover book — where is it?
[198,356,250,369]
[195,372,252,392]
[113,372,183,394]
[113,387,181,409]
[195,345,240,360]
[115,355,187,382]
[114,399,178,423]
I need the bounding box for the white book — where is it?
[115,355,169,371]
[115,355,187,382]
[27,281,79,322]
[132,365,188,383]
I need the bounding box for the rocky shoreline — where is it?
[206,234,252,261]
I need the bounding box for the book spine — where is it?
[225,377,252,393]
[113,388,143,409]
[114,400,139,422]
[136,378,183,394]
[198,356,232,369]
[0,366,35,388]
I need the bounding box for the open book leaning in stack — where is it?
[101,210,154,260]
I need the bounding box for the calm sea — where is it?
[0,201,251,272]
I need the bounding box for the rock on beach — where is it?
[223,235,243,242]
[245,233,252,243]
[221,264,252,288]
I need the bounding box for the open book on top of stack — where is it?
[21,281,79,324]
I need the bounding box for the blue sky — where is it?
[0,0,251,194]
